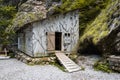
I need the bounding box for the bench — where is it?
[0,48,8,56]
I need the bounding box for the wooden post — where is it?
[4,48,7,56]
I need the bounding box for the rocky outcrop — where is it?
[79,0,120,56]
[6,0,61,32]
[7,0,47,32]
[98,25,120,56]
[97,1,120,56]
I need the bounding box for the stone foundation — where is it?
[108,55,120,72]
[15,52,56,65]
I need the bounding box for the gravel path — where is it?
[0,56,120,80]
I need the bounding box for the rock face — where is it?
[7,0,47,32]
[79,0,120,56]
[7,0,61,32]
[97,1,120,56]
[98,25,120,56]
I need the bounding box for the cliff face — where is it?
[6,0,63,32]
[9,0,47,31]
[79,0,120,56]
[98,6,120,56]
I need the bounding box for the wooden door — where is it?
[47,32,55,51]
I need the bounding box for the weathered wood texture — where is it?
[55,52,81,72]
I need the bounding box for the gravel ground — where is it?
[0,55,120,80]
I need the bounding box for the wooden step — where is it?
[55,52,81,72]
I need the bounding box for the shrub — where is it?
[94,60,113,73]
[8,52,15,58]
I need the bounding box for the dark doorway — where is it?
[55,32,62,50]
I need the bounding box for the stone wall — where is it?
[15,51,56,65]
[108,55,120,72]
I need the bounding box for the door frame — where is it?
[46,32,62,51]
[55,32,62,51]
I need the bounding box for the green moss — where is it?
[79,0,118,45]
[69,54,77,62]
[27,62,35,66]
[0,1,17,44]
[8,11,45,32]
[55,0,97,13]
[8,52,15,58]
[81,66,85,71]
[94,60,113,73]
[50,62,66,72]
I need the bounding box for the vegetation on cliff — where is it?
[0,0,119,57]
[78,0,120,56]
[55,0,109,29]
[0,0,16,44]
[80,0,118,44]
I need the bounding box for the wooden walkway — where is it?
[55,52,81,72]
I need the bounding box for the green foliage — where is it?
[79,0,110,35]
[0,0,17,45]
[69,54,77,62]
[81,66,85,70]
[79,0,116,45]
[55,0,97,13]
[8,52,15,58]
[55,0,110,38]
[0,0,116,47]
[0,6,16,17]
[50,62,66,72]
[10,12,44,30]
[94,60,112,73]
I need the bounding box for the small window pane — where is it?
[65,33,67,36]
[68,33,70,37]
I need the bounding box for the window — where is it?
[68,33,70,37]
[64,33,70,37]
[65,33,67,36]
